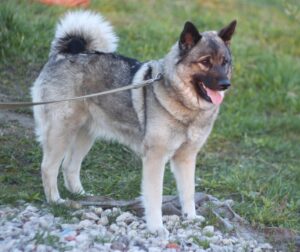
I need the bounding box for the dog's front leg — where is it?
[171,144,198,219]
[142,149,167,234]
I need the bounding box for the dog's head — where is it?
[165,20,237,108]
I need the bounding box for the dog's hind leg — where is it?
[62,128,94,194]
[41,126,74,203]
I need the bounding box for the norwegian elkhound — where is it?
[31,10,237,233]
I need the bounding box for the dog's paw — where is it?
[148,225,169,238]
[184,213,205,223]
[48,198,66,205]
[71,189,95,197]
[81,191,94,196]
[64,199,82,209]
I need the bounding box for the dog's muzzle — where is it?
[217,79,231,90]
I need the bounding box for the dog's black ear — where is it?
[179,21,201,53]
[218,20,237,45]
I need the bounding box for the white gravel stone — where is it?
[259,243,273,249]
[82,212,99,221]
[98,215,109,226]
[0,204,273,252]
[110,223,120,232]
[24,244,35,252]
[36,244,48,252]
[116,211,134,223]
[208,235,220,243]
[94,207,103,216]
[112,207,120,214]
[0,240,15,251]
[195,215,206,223]
[148,247,162,252]
[76,233,90,242]
[102,209,112,216]
[128,220,139,230]
[222,238,234,245]
[78,219,93,228]
[203,225,214,235]
[25,205,39,212]
[127,229,138,237]
[210,243,226,252]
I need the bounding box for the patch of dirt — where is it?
[0,111,34,131]
[0,63,41,98]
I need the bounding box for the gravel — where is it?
[0,203,274,252]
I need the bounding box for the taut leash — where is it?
[0,73,163,110]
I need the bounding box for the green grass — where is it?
[0,0,299,240]
[192,237,210,250]
[31,231,72,251]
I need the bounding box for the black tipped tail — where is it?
[57,35,88,54]
[49,11,118,56]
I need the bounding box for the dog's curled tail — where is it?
[50,10,118,56]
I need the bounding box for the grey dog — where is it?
[31,10,237,233]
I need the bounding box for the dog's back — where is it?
[32,11,151,149]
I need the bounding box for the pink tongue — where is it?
[204,86,224,105]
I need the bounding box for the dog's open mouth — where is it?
[197,82,225,105]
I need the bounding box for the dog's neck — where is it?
[148,60,219,126]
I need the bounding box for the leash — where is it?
[0,73,163,110]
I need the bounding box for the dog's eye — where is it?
[222,58,229,66]
[199,58,211,68]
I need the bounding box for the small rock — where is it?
[68,240,76,247]
[98,216,109,226]
[258,243,272,249]
[25,205,38,212]
[0,240,15,251]
[166,242,180,249]
[112,207,120,214]
[208,235,220,243]
[82,212,99,221]
[102,209,112,216]
[148,247,162,252]
[195,215,206,223]
[38,215,54,229]
[110,223,119,232]
[94,207,103,216]
[210,244,224,252]
[72,209,85,217]
[203,225,214,235]
[60,228,77,242]
[116,212,134,223]
[134,240,148,251]
[64,235,76,241]
[76,233,90,243]
[110,241,125,250]
[36,244,48,252]
[78,219,93,228]
[128,229,137,237]
[24,244,36,252]
[128,220,139,230]
[222,238,233,245]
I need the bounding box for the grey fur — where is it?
[31,11,236,234]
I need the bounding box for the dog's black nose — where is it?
[218,79,231,90]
